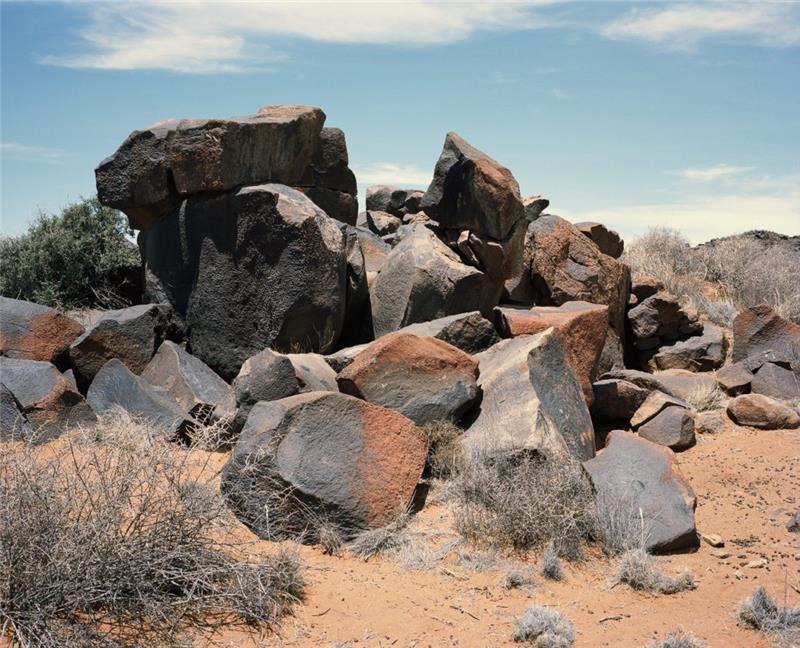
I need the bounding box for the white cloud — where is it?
[1,142,65,164]
[42,1,556,73]
[678,164,752,182]
[602,3,800,50]
[354,162,431,188]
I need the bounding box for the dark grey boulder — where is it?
[220,392,428,541]
[591,379,649,421]
[0,382,32,440]
[637,406,696,451]
[139,184,347,380]
[355,226,392,281]
[0,357,96,440]
[370,225,495,337]
[649,323,728,372]
[751,362,800,401]
[68,304,177,390]
[732,304,800,363]
[466,330,595,461]
[365,210,402,236]
[523,195,549,221]
[574,221,624,258]
[87,359,197,439]
[421,132,524,240]
[631,391,689,429]
[337,223,371,345]
[715,363,753,395]
[296,186,358,225]
[584,431,698,553]
[141,341,235,424]
[231,348,301,431]
[310,127,357,195]
[399,311,500,354]
[366,185,426,218]
[628,292,702,351]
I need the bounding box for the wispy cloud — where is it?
[602,3,800,51]
[354,162,431,188]
[42,1,557,74]
[1,142,65,164]
[678,164,752,182]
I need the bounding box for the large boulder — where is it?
[465,330,595,462]
[231,348,301,430]
[0,382,33,440]
[0,357,95,439]
[628,291,702,351]
[400,311,500,354]
[590,378,649,422]
[139,184,347,380]
[715,363,753,396]
[68,304,177,390]
[87,359,197,439]
[584,431,698,553]
[369,225,495,337]
[0,297,84,367]
[495,302,608,405]
[601,368,718,403]
[750,362,800,401]
[421,132,524,240]
[355,227,392,282]
[526,215,630,339]
[140,341,235,424]
[637,406,696,451]
[221,392,428,541]
[648,323,728,372]
[630,391,689,429]
[574,222,624,259]
[727,394,800,430]
[733,304,800,363]
[337,332,480,425]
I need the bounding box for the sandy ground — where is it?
[210,422,800,648]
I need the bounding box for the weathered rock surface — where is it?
[285,353,339,393]
[231,348,301,429]
[87,359,197,439]
[502,220,537,305]
[695,410,727,435]
[141,341,235,424]
[466,330,595,461]
[733,304,800,363]
[590,378,649,421]
[221,392,428,540]
[140,184,347,380]
[649,323,728,372]
[628,291,702,351]
[370,225,495,337]
[0,357,95,439]
[68,304,176,389]
[574,221,624,258]
[630,391,689,429]
[630,276,664,303]
[400,311,500,355]
[751,362,800,401]
[527,215,630,338]
[727,394,800,430]
[421,132,524,240]
[495,301,608,405]
[0,382,32,440]
[602,368,718,403]
[523,195,549,221]
[715,363,753,395]
[337,223,371,345]
[337,333,479,425]
[356,227,392,281]
[365,210,402,236]
[584,431,698,553]
[0,297,84,366]
[637,406,696,451]
[366,185,425,218]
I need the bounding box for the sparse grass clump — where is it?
[347,511,411,559]
[738,586,800,645]
[541,542,565,581]
[503,567,536,590]
[685,381,724,413]
[421,420,465,480]
[513,605,575,647]
[618,549,695,594]
[0,413,304,647]
[644,630,708,648]
[451,449,594,555]
[591,493,652,556]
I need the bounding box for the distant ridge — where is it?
[696,230,800,254]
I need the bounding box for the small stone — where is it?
[701,533,725,548]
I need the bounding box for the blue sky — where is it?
[1,1,798,243]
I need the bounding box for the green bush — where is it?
[0,197,140,309]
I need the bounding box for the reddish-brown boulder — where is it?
[733,304,800,363]
[716,363,753,395]
[727,394,800,430]
[0,297,84,367]
[574,221,624,258]
[494,301,609,405]
[337,332,480,425]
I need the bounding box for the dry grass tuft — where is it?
[644,630,708,648]
[346,512,411,559]
[591,493,652,556]
[684,382,724,413]
[421,420,465,480]
[513,605,575,646]
[738,586,800,646]
[618,549,696,594]
[541,542,565,581]
[502,567,536,590]
[0,412,304,647]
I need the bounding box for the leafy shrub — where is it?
[0,412,304,647]
[618,549,695,594]
[738,586,800,645]
[644,631,707,648]
[513,605,575,647]
[0,197,140,309]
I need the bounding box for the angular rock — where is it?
[365,210,402,237]
[466,330,595,461]
[733,304,800,363]
[356,227,392,280]
[400,311,501,355]
[523,195,549,221]
[0,382,32,440]
[631,276,664,302]
[649,323,728,372]
[751,362,800,401]
[421,132,524,240]
[503,220,536,305]
[631,391,689,428]
[285,353,338,393]
[727,394,800,430]
[695,410,727,435]
[323,343,370,373]
[68,304,176,390]
[141,341,235,424]
[87,359,197,439]
[337,223,371,346]
[366,185,425,218]
[637,406,696,451]
[310,127,357,194]
[495,301,609,405]
[96,105,326,229]
[221,392,428,540]
[584,431,698,553]
[602,368,718,403]
[0,357,95,439]
[296,186,357,225]
[628,291,701,349]
[337,333,479,425]
[590,379,649,421]
[0,297,84,366]
[140,184,347,380]
[370,225,495,337]
[574,222,624,258]
[598,329,626,375]
[716,363,753,395]
[527,215,630,338]
[232,348,301,429]
[461,220,526,282]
